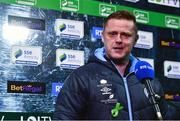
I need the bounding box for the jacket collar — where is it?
[94,47,139,73]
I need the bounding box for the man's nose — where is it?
[115,34,122,42]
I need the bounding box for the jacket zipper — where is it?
[123,76,133,121]
[111,61,133,121]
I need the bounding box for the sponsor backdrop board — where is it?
[0,0,179,119]
[0,0,179,30]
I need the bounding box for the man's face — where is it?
[102,18,137,62]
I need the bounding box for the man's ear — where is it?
[135,34,139,42]
[101,37,104,43]
[101,32,104,43]
[133,34,139,46]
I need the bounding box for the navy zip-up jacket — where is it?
[53,47,170,120]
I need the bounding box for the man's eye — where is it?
[121,33,132,38]
[108,32,118,36]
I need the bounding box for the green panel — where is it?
[36,0,60,10]
[79,0,99,17]
[0,0,179,30]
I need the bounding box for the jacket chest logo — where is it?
[100,87,111,95]
[97,79,112,95]
[97,79,112,87]
[97,79,117,104]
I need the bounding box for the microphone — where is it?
[135,61,163,120]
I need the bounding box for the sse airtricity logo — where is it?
[59,53,67,62]
[167,65,172,72]
[59,23,66,32]
[62,0,68,6]
[14,49,23,58]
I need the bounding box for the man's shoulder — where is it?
[73,62,105,75]
[77,63,99,71]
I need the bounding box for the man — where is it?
[53,10,168,120]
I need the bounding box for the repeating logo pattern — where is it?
[60,0,79,12]
[134,10,149,24]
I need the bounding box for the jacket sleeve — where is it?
[53,70,89,120]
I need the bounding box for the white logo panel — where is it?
[54,19,84,39]
[135,30,153,49]
[164,60,180,79]
[11,45,42,66]
[56,49,84,69]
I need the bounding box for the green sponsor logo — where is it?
[14,49,23,59]
[99,4,116,17]
[16,0,37,6]
[59,53,67,62]
[60,0,79,12]
[165,16,179,29]
[134,10,149,24]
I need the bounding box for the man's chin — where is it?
[110,56,124,61]
[112,55,124,60]
[109,55,129,62]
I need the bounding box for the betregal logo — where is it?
[7,81,46,94]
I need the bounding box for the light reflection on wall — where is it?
[2,23,29,44]
[0,96,24,112]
